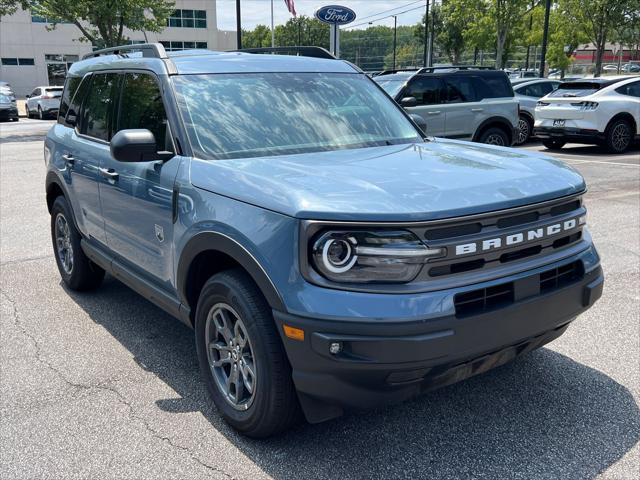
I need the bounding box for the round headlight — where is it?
[322,238,357,273]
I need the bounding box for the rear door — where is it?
[97,71,179,288]
[69,72,121,244]
[441,75,479,140]
[401,76,445,136]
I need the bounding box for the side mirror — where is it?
[400,96,418,107]
[110,129,174,162]
[25,95,30,99]
[409,114,427,135]
[66,109,77,127]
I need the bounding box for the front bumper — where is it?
[0,108,18,120]
[275,253,603,423]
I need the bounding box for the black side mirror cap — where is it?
[110,129,174,163]
[409,113,427,135]
[400,96,418,107]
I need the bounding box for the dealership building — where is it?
[0,1,237,96]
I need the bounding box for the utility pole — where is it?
[423,0,429,67]
[236,0,242,49]
[271,0,275,47]
[538,0,551,78]
[426,0,435,66]
[392,16,398,70]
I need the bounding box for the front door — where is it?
[401,76,446,137]
[98,71,179,288]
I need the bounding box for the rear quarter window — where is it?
[475,73,514,99]
[58,76,82,125]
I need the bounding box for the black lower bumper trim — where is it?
[276,265,603,423]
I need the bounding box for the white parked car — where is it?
[25,86,63,119]
[534,76,640,153]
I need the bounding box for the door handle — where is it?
[427,111,441,115]
[98,167,119,182]
[62,153,75,166]
[471,108,484,112]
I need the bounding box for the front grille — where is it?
[414,195,586,280]
[540,261,584,293]
[454,260,585,317]
[454,283,514,317]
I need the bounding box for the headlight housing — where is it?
[310,230,445,284]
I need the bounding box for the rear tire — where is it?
[542,139,566,150]
[38,106,43,120]
[50,196,105,291]
[478,127,510,146]
[195,269,300,438]
[605,118,633,153]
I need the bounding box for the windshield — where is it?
[375,78,406,97]
[173,73,421,160]
[0,94,13,103]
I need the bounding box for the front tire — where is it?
[542,139,566,150]
[38,106,43,120]
[195,269,300,438]
[605,119,633,153]
[50,196,105,291]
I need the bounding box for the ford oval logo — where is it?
[314,5,357,25]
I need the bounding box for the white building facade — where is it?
[0,1,237,96]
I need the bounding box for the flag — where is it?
[284,0,297,17]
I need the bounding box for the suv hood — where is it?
[190,138,585,221]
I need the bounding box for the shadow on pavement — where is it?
[67,275,640,480]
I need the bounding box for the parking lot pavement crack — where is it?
[1,254,52,266]
[1,288,235,479]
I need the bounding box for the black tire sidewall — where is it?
[480,127,509,146]
[194,272,291,435]
[50,196,104,290]
[543,139,566,150]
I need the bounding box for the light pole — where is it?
[538,0,551,78]
[423,0,429,67]
[236,0,242,49]
[392,15,397,70]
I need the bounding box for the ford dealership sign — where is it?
[314,5,356,25]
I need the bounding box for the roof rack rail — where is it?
[417,65,495,73]
[236,46,336,60]
[82,43,168,60]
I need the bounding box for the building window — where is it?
[1,58,35,66]
[160,41,208,52]
[167,9,206,28]
[44,54,79,86]
[31,14,69,24]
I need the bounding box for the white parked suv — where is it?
[25,86,63,119]
[534,76,640,153]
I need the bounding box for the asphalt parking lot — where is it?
[1,119,639,479]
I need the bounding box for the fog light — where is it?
[579,215,587,225]
[329,342,342,355]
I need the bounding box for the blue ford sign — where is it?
[314,5,356,25]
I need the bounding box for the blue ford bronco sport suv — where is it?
[45,44,603,438]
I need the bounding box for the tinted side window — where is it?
[538,82,556,96]
[58,76,82,124]
[444,76,477,103]
[117,72,171,151]
[405,77,442,105]
[80,73,119,141]
[476,74,513,99]
[65,75,91,128]
[521,83,544,97]
[31,88,40,97]
[616,81,640,98]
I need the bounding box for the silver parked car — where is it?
[25,86,63,119]
[375,67,519,146]
[512,78,561,144]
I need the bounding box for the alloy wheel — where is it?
[611,123,631,152]
[517,118,530,144]
[205,303,257,411]
[485,133,506,146]
[55,213,74,274]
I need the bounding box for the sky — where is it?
[215,0,427,31]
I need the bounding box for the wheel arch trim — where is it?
[177,231,286,314]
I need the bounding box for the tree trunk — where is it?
[496,30,507,69]
[594,38,605,77]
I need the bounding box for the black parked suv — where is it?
[375,67,520,145]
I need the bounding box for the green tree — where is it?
[414,3,467,64]
[242,24,272,48]
[561,0,638,76]
[2,0,174,48]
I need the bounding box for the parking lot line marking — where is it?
[562,159,640,167]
